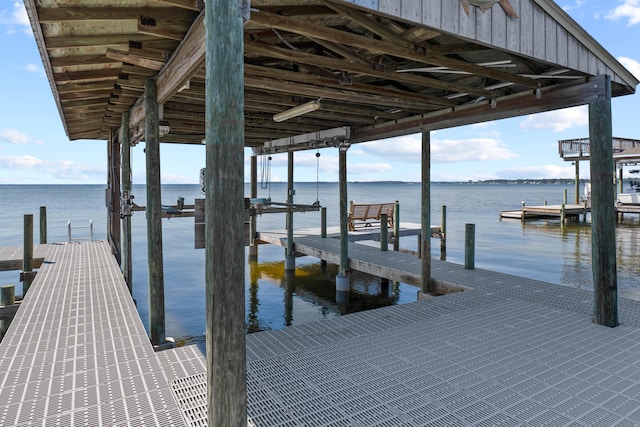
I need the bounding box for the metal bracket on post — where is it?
[239,0,251,21]
[121,190,134,217]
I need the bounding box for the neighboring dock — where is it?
[259,224,450,290]
[500,204,590,221]
[4,240,640,425]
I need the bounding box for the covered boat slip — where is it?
[20,0,639,424]
[7,241,640,425]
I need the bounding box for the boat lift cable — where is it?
[315,150,321,206]
[260,155,272,199]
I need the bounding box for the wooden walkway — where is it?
[259,226,450,289]
[500,204,590,220]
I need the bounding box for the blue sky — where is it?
[1,1,639,184]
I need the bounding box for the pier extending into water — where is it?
[4,236,640,425]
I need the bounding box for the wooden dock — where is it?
[258,224,453,291]
[500,204,590,220]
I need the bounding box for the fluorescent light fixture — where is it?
[273,100,321,122]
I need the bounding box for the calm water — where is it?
[1,183,639,344]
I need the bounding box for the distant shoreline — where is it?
[0,179,590,186]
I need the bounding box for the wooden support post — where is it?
[563,188,568,205]
[249,154,258,258]
[421,131,432,293]
[393,200,400,251]
[0,284,15,339]
[575,161,580,204]
[144,78,166,346]
[417,233,421,258]
[321,207,327,238]
[336,145,350,293]
[205,0,247,423]
[39,206,47,244]
[22,214,34,296]
[121,110,133,293]
[464,223,475,270]
[380,213,388,251]
[440,205,447,260]
[589,75,617,327]
[108,133,122,264]
[285,151,295,270]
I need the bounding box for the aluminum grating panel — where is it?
[0,241,185,426]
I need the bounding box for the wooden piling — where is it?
[121,110,133,293]
[144,78,166,346]
[338,146,349,277]
[22,214,34,296]
[440,205,447,260]
[249,155,258,257]
[563,188,568,205]
[205,0,247,423]
[108,133,122,264]
[380,213,388,252]
[589,75,617,327]
[285,152,295,270]
[464,223,475,270]
[575,161,580,204]
[0,284,15,339]
[39,206,47,244]
[421,131,432,293]
[321,207,327,238]
[393,200,400,251]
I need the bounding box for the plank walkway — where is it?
[5,239,640,425]
[499,204,589,220]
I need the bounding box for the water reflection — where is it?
[246,257,402,333]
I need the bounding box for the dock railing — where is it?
[68,220,94,242]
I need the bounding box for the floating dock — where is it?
[3,240,640,425]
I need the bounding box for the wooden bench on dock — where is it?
[348,202,395,231]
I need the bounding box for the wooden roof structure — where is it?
[25,0,638,151]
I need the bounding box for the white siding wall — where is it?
[339,0,628,86]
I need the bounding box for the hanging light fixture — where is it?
[272,100,321,122]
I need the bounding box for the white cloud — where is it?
[606,0,640,25]
[618,56,640,80]
[1,129,30,144]
[25,63,42,73]
[495,164,582,180]
[561,0,586,12]
[0,155,104,180]
[0,2,31,34]
[359,134,517,163]
[519,106,588,132]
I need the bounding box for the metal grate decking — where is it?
[0,241,186,426]
[5,239,640,425]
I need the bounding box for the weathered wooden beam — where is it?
[106,48,165,71]
[157,0,201,11]
[244,41,490,100]
[351,78,601,143]
[589,75,617,327]
[144,78,166,346]
[37,6,197,21]
[248,10,538,88]
[138,18,188,41]
[244,75,442,112]
[204,0,247,424]
[45,34,159,49]
[285,151,295,270]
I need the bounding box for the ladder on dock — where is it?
[67,220,94,242]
